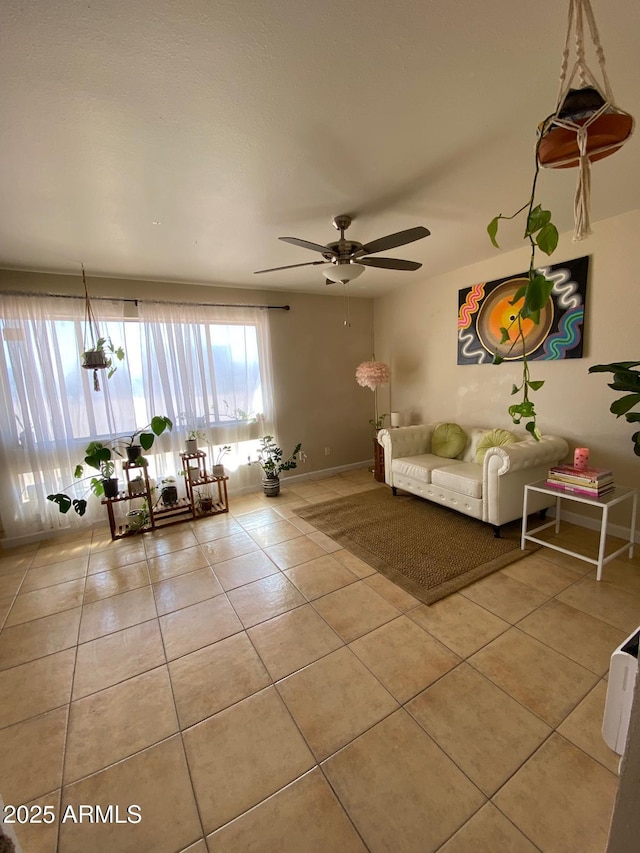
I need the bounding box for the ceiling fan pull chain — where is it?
[343,282,351,328]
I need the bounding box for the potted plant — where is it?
[211,444,231,477]
[197,489,214,513]
[184,429,208,454]
[369,413,388,435]
[249,435,302,497]
[80,264,125,390]
[47,415,173,516]
[125,492,153,532]
[47,444,119,516]
[117,416,173,464]
[159,475,178,506]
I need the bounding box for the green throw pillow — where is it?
[475,428,518,464]
[431,423,467,458]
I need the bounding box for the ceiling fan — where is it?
[254,214,430,283]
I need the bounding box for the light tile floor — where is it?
[1,468,638,852]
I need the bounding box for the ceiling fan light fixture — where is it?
[323,263,365,283]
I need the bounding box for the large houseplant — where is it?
[250,435,302,497]
[48,415,173,515]
[589,361,640,456]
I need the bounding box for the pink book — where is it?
[549,464,613,479]
[545,480,615,498]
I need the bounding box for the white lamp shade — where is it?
[323,263,365,283]
[390,412,401,427]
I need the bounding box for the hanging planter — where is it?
[536,0,634,240]
[80,264,125,391]
[486,0,634,437]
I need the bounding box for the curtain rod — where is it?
[3,291,290,311]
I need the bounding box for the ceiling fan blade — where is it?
[354,226,430,257]
[254,260,328,274]
[360,257,422,271]
[279,237,336,255]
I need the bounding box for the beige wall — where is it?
[374,208,640,527]
[0,270,375,477]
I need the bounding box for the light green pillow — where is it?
[475,428,518,464]
[431,423,467,458]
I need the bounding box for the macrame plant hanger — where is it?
[537,0,634,241]
[81,264,107,392]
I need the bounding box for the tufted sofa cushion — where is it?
[475,428,518,464]
[392,454,458,484]
[431,423,467,458]
[431,463,484,499]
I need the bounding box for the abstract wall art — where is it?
[457,255,589,365]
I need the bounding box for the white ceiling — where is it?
[1,0,638,297]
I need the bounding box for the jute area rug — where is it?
[294,488,536,606]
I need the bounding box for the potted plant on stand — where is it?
[47,443,119,516]
[117,416,174,464]
[47,415,173,517]
[184,430,207,454]
[250,435,302,497]
[211,445,231,477]
[197,489,215,514]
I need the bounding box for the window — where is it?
[0,292,275,542]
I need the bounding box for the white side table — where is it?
[521,480,638,581]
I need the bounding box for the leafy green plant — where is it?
[83,336,125,379]
[588,361,640,456]
[250,435,302,479]
[487,124,559,439]
[213,444,232,465]
[47,415,173,515]
[368,413,388,434]
[47,447,116,516]
[186,429,208,442]
[115,416,173,457]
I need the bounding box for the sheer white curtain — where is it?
[0,293,275,544]
[0,292,129,539]
[136,300,275,491]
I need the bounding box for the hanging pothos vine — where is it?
[486,125,559,440]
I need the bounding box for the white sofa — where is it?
[378,424,569,536]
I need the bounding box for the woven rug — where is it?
[294,488,536,605]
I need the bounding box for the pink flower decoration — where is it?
[355,361,391,390]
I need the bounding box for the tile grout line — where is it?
[1,490,633,850]
[55,537,91,853]
[146,546,209,851]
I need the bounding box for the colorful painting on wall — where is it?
[457,255,589,365]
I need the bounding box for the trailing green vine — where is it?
[486,125,559,439]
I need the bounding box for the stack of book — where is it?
[546,464,615,498]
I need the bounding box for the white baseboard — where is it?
[231,459,375,495]
[285,459,374,483]
[549,506,640,544]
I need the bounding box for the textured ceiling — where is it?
[0,0,638,297]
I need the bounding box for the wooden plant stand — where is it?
[101,451,229,540]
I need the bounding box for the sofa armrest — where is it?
[379,425,435,484]
[484,435,570,476]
